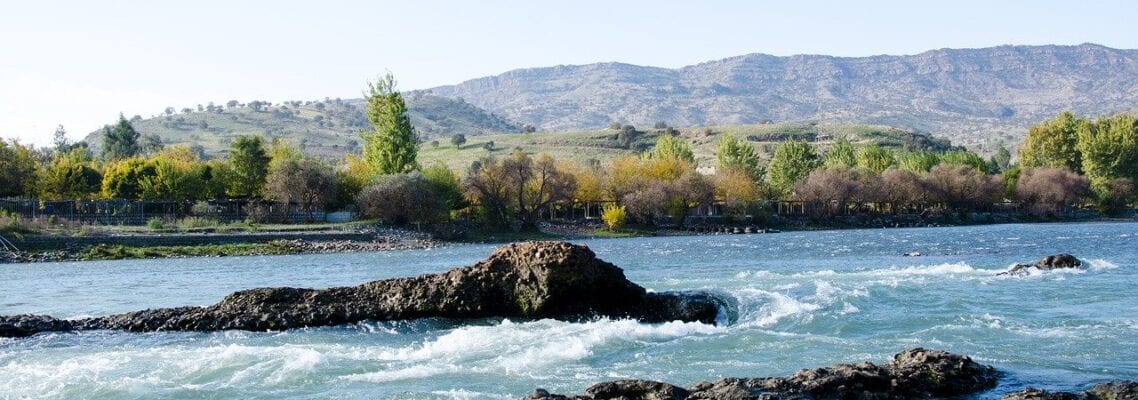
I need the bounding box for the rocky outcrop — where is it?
[528,348,998,400]
[1002,381,1138,400]
[0,241,722,337]
[1001,254,1082,275]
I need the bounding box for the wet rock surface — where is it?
[1001,253,1082,275]
[0,241,722,337]
[1001,381,1138,400]
[528,348,998,400]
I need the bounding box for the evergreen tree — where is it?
[363,73,418,175]
[100,114,141,161]
[228,135,270,198]
[717,134,762,180]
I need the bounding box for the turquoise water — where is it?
[1,222,1136,399]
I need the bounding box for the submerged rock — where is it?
[1,241,722,337]
[1001,253,1082,275]
[529,348,998,400]
[1001,381,1138,400]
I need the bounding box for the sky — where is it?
[3,0,1137,147]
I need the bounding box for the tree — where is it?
[138,147,206,201]
[521,124,537,133]
[41,148,101,200]
[939,150,990,173]
[228,135,270,198]
[0,138,39,197]
[601,203,626,231]
[463,151,575,231]
[101,157,154,199]
[1014,167,1090,216]
[897,150,941,173]
[451,133,467,149]
[226,100,239,108]
[265,157,338,222]
[990,144,1012,172]
[1019,111,1084,172]
[823,139,857,169]
[765,140,820,198]
[52,125,70,153]
[362,73,418,175]
[923,165,1003,212]
[717,134,762,181]
[140,134,164,155]
[357,172,444,226]
[796,167,862,219]
[1076,114,1138,197]
[651,135,695,163]
[100,114,141,161]
[856,145,897,174]
[422,162,467,217]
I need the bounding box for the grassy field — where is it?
[418,122,952,171]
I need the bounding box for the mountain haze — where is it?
[428,43,1138,147]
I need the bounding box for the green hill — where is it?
[84,94,520,160]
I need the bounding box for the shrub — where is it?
[601,203,626,231]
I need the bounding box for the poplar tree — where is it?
[717,134,762,180]
[228,135,270,198]
[100,114,141,161]
[363,73,418,175]
[766,140,820,198]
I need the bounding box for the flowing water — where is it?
[2,222,1136,399]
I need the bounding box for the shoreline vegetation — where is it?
[2,211,1134,264]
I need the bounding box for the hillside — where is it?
[428,43,1138,150]
[417,122,953,172]
[85,94,520,159]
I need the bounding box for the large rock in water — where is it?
[0,241,721,337]
[1001,381,1138,400]
[1001,253,1082,276]
[529,348,999,400]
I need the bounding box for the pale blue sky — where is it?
[3,0,1136,146]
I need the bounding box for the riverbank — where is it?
[2,212,1134,263]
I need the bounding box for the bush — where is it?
[601,203,627,231]
[357,172,444,226]
[146,217,166,230]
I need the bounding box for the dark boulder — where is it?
[0,315,74,338]
[2,241,723,337]
[530,348,998,399]
[1001,253,1082,275]
[1001,381,1138,400]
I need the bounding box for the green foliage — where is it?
[101,157,154,199]
[939,150,990,173]
[228,135,270,198]
[1019,111,1084,172]
[363,73,419,175]
[990,144,1012,172]
[137,148,205,201]
[823,139,857,169]
[856,145,897,174]
[650,135,695,163]
[897,150,941,173]
[422,162,467,215]
[41,148,102,200]
[717,134,762,180]
[601,203,627,231]
[0,138,40,197]
[765,140,820,198]
[1076,114,1138,195]
[100,114,141,161]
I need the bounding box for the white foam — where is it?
[733,288,821,328]
[1086,258,1119,271]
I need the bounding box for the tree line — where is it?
[3,84,1135,230]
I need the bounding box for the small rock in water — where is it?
[1000,253,1082,276]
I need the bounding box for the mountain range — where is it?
[425,43,1138,148]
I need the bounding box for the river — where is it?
[2,222,1136,399]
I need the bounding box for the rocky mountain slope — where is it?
[428,43,1138,148]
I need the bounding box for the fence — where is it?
[0,198,354,225]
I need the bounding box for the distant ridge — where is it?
[427,43,1138,147]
